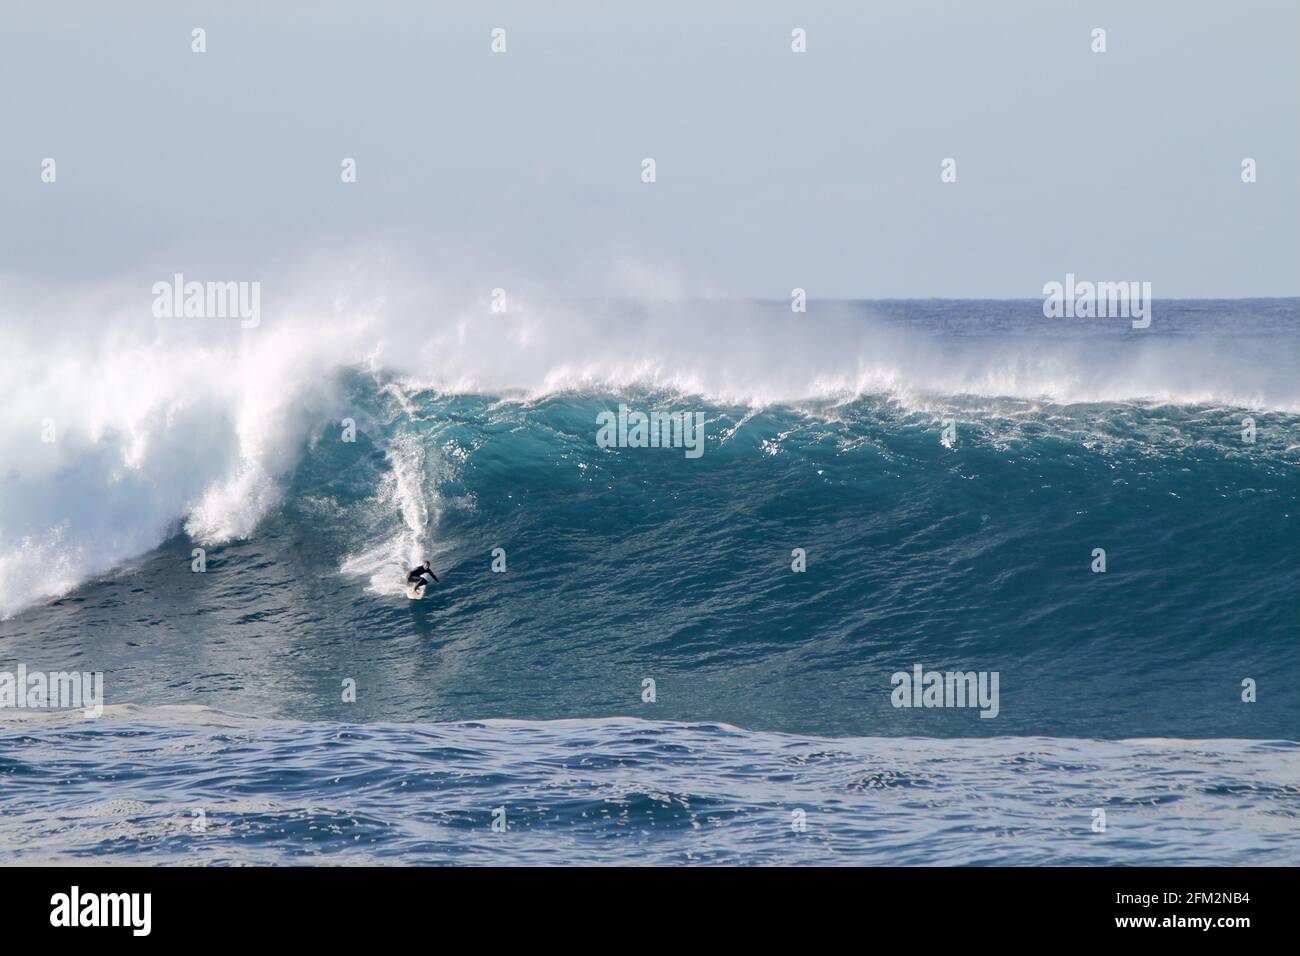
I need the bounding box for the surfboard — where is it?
[407,572,434,600]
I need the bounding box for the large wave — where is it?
[1,261,1296,618]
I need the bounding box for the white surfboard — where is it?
[407,572,434,600]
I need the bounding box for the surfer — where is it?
[406,561,439,595]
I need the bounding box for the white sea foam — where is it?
[338,427,446,596]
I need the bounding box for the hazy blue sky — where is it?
[2,0,1296,297]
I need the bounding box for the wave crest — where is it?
[1,267,1295,618]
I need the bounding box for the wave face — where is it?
[2,708,1296,866]
[1,296,1297,743]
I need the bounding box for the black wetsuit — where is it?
[407,567,439,591]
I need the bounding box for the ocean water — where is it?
[1,297,1298,864]
[3,708,1297,865]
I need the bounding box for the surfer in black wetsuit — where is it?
[406,561,439,594]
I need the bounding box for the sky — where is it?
[1,0,1296,298]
